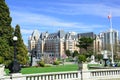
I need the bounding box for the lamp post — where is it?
[30,50,33,66]
[103,51,108,67]
[8,36,21,73]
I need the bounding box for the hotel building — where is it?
[28,30,79,59]
[28,29,119,60]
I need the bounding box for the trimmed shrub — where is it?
[38,61,45,67]
[53,60,59,65]
[78,54,86,63]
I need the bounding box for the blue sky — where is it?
[6,0,120,45]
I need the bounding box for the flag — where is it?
[108,14,112,19]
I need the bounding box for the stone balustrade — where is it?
[1,63,120,80]
[89,68,120,80]
[25,71,78,80]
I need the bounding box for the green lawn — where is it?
[5,64,78,74]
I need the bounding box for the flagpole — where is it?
[108,12,114,65]
[109,14,112,30]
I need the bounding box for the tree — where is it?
[14,25,28,65]
[95,54,103,61]
[0,0,14,66]
[76,37,94,57]
[72,50,79,58]
[85,50,94,58]
[78,54,86,63]
[77,37,94,51]
[65,50,71,57]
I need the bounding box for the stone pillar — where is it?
[0,64,5,77]
[82,63,90,80]
[82,63,88,70]
[10,73,26,80]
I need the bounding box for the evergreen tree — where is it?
[65,50,71,57]
[76,37,94,59]
[76,37,94,52]
[72,50,78,58]
[0,0,14,66]
[14,25,28,65]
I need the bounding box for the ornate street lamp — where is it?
[8,36,21,73]
[30,50,33,66]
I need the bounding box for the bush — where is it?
[65,57,73,62]
[95,54,103,61]
[78,54,86,63]
[38,61,45,67]
[115,62,120,67]
[53,60,59,65]
[59,61,63,64]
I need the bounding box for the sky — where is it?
[6,0,120,45]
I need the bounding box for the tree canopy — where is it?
[0,0,14,66]
[0,0,28,66]
[72,50,78,58]
[65,50,71,57]
[76,37,94,57]
[76,37,94,51]
[78,54,86,63]
[14,25,28,65]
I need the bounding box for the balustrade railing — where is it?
[1,68,120,80]
[25,71,78,80]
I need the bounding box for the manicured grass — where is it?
[5,64,78,75]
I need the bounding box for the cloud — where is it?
[14,2,120,18]
[8,0,120,19]
[53,4,120,17]
[21,29,33,34]
[11,11,105,32]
